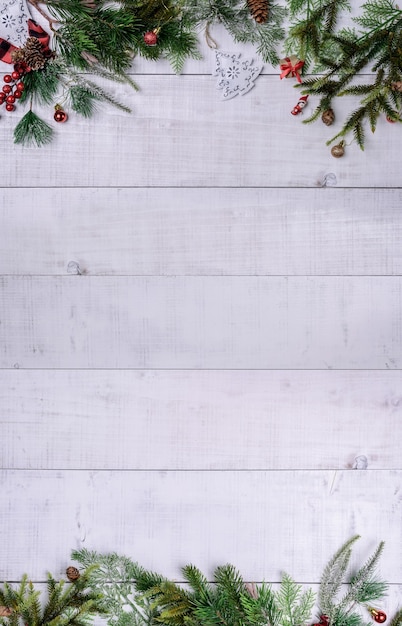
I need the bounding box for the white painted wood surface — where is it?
[1,276,402,369]
[2,370,401,470]
[1,0,402,610]
[1,470,402,582]
[1,188,402,276]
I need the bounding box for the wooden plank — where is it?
[0,77,399,188]
[1,369,402,470]
[1,188,402,276]
[1,276,402,369]
[0,470,401,582]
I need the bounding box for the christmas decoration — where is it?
[214,51,263,100]
[67,536,392,626]
[369,609,387,623]
[287,0,402,150]
[331,141,345,158]
[0,0,399,150]
[321,109,335,126]
[0,568,105,626]
[247,0,269,24]
[66,565,80,580]
[143,29,158,46]
[280,55,305,83]
[54,104,68,122]
[291,95,308,115]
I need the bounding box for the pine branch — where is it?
[14,110,54,147]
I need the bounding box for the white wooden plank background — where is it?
[1,0,402,608]
[1,470,402,582]
[1,369,402,470]
[1,276,402,369]
[1,189,402,276]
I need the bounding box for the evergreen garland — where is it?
[70,536,392,626]
[0,567,105,626]
[0,0,401,149]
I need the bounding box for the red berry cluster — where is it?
[0,67,25,112]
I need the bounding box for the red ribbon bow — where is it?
[0,19,50,65]
[280,57,305,83]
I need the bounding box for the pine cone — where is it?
[66,566,80,581]
[391,81,402,92]
[23,37,47,70]
[247,0,269,23]
[321,108,335,126]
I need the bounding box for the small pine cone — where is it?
[391,81,402,92]
[321,108,335,126]
[0,607,12,617]
[11,48,27,64]
[23,37,47,70]
[247,0,269,23]
[66,566,80,581]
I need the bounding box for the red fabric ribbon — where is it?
[280,57,305,83]
[0,19,50,64]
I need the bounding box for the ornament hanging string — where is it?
[205,22,218,49]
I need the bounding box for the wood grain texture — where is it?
[1,77,400,188]
[1,188,402,276]
[1,369,402,470]
[1,470,401,582]
[1,276,401,369]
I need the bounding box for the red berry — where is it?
[11,70,20,80]
[16,82,25,91]
[3,74,12,83]
[6,95,15,103]
[0,92,5,102]
[13,89,22,99]
[5,103,15,111]
[2,84,12,94]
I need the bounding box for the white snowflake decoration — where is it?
[214,51,263,100]
[0,0,30,47]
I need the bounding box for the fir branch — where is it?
[14,110,54,147]
[318,536,360,617]
[275,574,314,626]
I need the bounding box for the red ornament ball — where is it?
[369,610,387,624]
[2,84,12,94]
[5,103,15,111]
[54,108,68,123]
[11,70,21,80]
[3,74,12,83]
[143,30,158,46]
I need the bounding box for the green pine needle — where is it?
[14,111,54,147]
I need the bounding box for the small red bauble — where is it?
[54,108,68,123]
[6,95,15,103]
[369,609,387,624]
[16,82,25,91]
[14,90,23,99]
[5,103,15,111]
[2,84,12,94]
[3,74,12,83]
[11,70,21,80]
[0,93,5,103]
[143,30,158,46]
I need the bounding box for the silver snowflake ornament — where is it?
[214,51,263,100]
